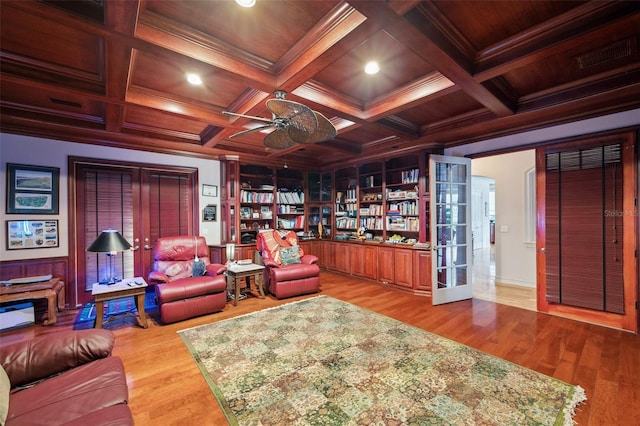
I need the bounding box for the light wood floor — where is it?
[2,271,639,425]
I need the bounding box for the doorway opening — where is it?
[471,159,536,311]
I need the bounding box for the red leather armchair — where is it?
[148,236,227,323]
[256,230,320,299]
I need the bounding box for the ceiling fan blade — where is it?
[229,124,274,139]
[263,128,297,149]
[223,110,274,124]
[288,111,337,144]
[266,99,318,133]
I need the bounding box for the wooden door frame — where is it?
[535,132,638,332]
[67,157,199,307]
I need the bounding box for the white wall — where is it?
[1,133,221,262]
[472,151,536,288]
[471,176,493,249]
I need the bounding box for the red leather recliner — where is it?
[0,329,133,425]
[148,236,227,323]
[256,230,320,299]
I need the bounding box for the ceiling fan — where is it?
[223,90,337,149]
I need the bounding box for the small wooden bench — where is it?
[0,277,65,326]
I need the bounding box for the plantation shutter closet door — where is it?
[74,162,196,306]
[537,133,637,332]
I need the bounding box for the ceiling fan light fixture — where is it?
[186,73,202,85]
[224,90,336,148]
[364,61,379,75]
[235,0,256,8]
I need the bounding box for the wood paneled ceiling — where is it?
[1,0,638,168]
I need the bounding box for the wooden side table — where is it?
[0,277,65,326]
[226,263,266,306]
[91,278,148,329]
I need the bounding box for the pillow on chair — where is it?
[280,246,302,265]
[192,259,206,276]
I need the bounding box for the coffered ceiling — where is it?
[1,0,638,169]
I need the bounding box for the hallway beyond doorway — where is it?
[473,246,536,311]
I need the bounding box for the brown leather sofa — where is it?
[148,235,228,323]
[256,230,320,299]
[0,329,133,426]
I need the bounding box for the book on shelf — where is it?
[241,190,274,204]
[277,191,304,204]
[278,216,305,229]
[401,168,419,184]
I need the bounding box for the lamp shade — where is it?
[87,229,132,253]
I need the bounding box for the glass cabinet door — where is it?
[321,172,332,202]
[308,172,320,202]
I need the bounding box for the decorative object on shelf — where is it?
[203,204,217,221]
[223,90,336,149]
[202,184,218,197]
[6,219,59,250]
[225,243,236,265]
[6,163,60,214]
[87,229,132,285]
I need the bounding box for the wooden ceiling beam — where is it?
[125,86,227,127]
[474,2,640,81]
[349,1,515,118]
[135,11,276,94]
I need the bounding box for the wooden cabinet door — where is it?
[238,246,255,263]
[413,250,432,293]
[334,242,350,273]
[322,242,334,270]
[378,246,395,284]
[350,245,364,276]
[394,248,413,288]
[360,245,378,280]
[299,241,314,260]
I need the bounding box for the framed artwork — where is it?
[6,219,59,250]
[203,204,217,221]
[6,164,60,214]
[202,184,218,197]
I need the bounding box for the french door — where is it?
[72,160,197,305]
[429,155,472,305]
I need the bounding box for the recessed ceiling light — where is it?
[364,61,379,75]
[235,0,256,7]
[186,73,202,85]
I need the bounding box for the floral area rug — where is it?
[178,296,586,425]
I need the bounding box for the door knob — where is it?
[143,244,152,250]
[132,245,140,251]
[541,247,546,253]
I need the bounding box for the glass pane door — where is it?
[429,155,472,305]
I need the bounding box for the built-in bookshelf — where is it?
[335,167,357,232]
[222,151,433,246]
[307,171,333,238]
[239,164,274,238]
[358,162,384,239]
[276,168,305,230]
[385,156,420,243]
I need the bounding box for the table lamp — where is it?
[87,229,132,285]
[225,243,236,265]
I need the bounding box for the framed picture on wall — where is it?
[203,204,217,221]
[6,164,60,214]
[202,184,218,197]
[6,219,59,250]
